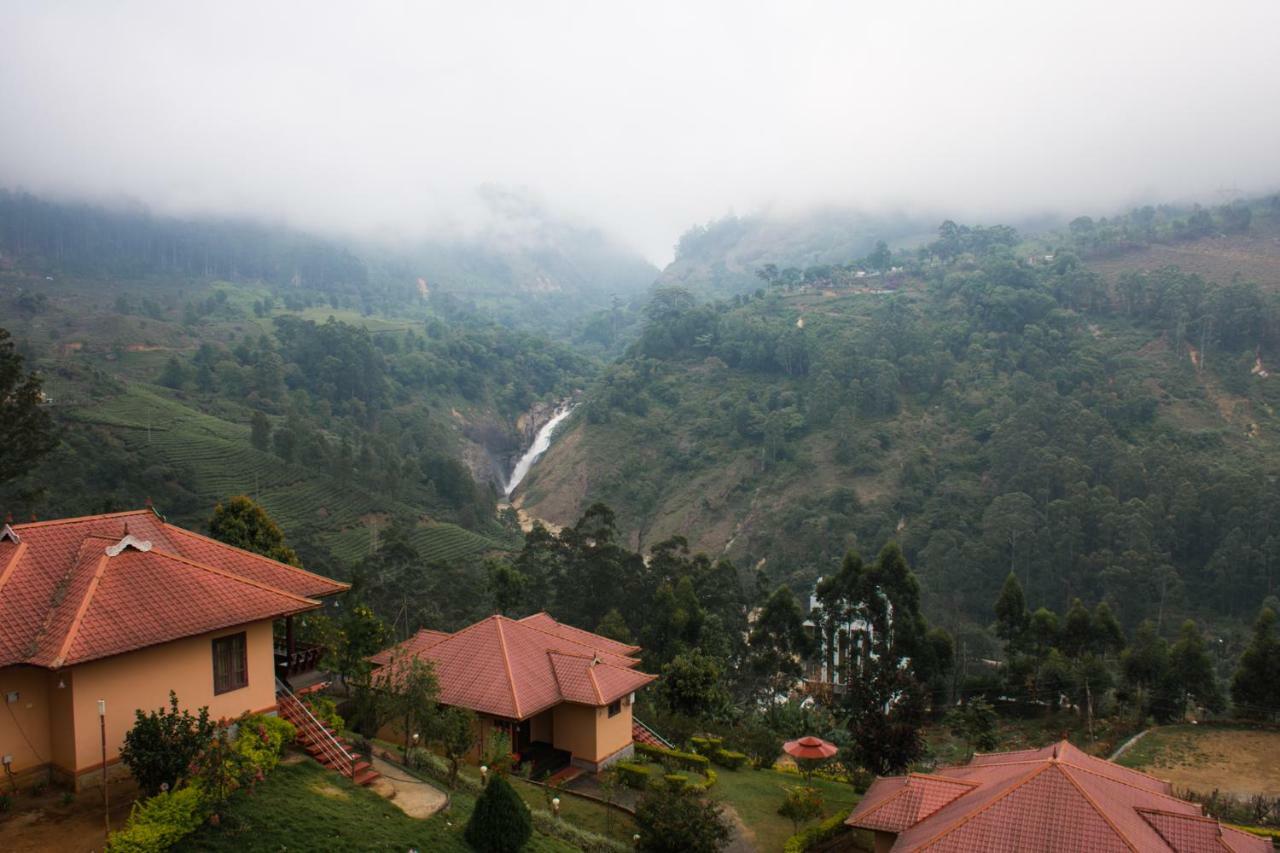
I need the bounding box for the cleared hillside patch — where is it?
[1115,725,1280,798]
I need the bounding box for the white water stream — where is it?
[503,405,574,497]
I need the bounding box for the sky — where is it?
[3,1,1279,264]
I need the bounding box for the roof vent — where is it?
[0,524,19,544]
[105,534,152,556]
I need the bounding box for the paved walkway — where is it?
[1108,728,1151,762]
[367,757,449,818]
[721,802,758,853]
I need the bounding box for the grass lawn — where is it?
[182,759,576,852]
[711,766,862,852]
[507,775,638,843]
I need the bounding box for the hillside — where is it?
[517,200,1280,636]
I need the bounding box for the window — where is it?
[607,699,622,718]
[212,632,248,694]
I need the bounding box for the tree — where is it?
[119,691,214,796]
[867,240,892,272]
[816,544,941,774]
[374,652,440,759]
[433,706,477,788]
[746,585,814,698]
[208,495,301,566]
[778,785,824,833]
[994,572,1029,652]
[487,559,528,617]
[0,328,57,485]
[464,774,532,853]
[323,603,390,715]
[1231,607,1280,720]
[634,778,731,853]
[659,650,730,717]
[947,698,999,752]
[596,608,635,644]
[249,411,271,452]
[1169,620,1224,717]
[158,355,188,389]
[1122,620,1175,722]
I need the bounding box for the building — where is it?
[845,740,1268,852]
[0,509,347,791]
[371,613,656,772]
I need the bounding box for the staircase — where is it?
[276,679,380,787]
[633,717,675,750]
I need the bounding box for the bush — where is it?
[105,786,205,853]
[232,714,295,783]
[635,780,732,853]
[301,694,343,731]
[778,785,824,833]
[690,735,723,755]
[712,749,747,770]
[782,810,852,853]
[616,761,652,789]
[120,691,214,796]
[636,742,710,773]
[465,775,532,852]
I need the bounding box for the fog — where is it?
[3,1,1278,263]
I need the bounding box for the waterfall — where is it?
[504,405,574,497]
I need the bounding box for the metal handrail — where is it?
[275,677,357,778]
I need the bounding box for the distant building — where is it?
[845,740,1269,852]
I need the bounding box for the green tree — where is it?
[994,572,1029,652]
[433,706,477,788]
[1169,620,1224,717]
[158,354,189,390]
[595,608,635,644]
[249,411,271,452]
[634,778,731,853]
[946,698,998,752]
[1231,607,1280,720]
[464,774,532,853]
[487,559,528,617]
[1122,620,1174,722]
[746,585,814,698]
[207,495,301,566]
[374,652,440,760]
[0,328,57,485]
[659,650,730,717]
[119,691,214,796]
[778,785,824,833]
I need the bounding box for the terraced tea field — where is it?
[66,384,510,565]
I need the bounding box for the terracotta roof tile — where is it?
[0,509,343,668]
[847,741,1270,852]
[372,615,656,719]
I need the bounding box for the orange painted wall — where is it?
[595,697,634,761]
[68,620,276,771]
[47,668,76,771]
[0,666,52,775]
[551,702,597,760]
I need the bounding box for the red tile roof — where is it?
[371,613,656,720]
[846,741,1270,852]
[0,509,348,668]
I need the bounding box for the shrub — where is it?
[529,807,629,852]
[712,749,747,770]
[465,774,533,852]
[635,780,732,853]
[120,691,214,796]
[782,810,852,853]
[232,714,295,783]
[105,786,205,853]
[0,793,11,813]
[616,761,652,789]
[636,742,710,773]
[301,694,343,731]
[664,772,689,788]
[690,735,723,755]
[778,785,824,833]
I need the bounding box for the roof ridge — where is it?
[161,524,350,593]
[914,761,1057,850]
[522,611,642,651]
[1054,762,1141,851]
[143,546,321,607]
[51,554,110,668]
[511,615,641,661]
[586,657,604,705]
[1135,806,1221,824]
[493,616,522,719]
[0,541,28,597]
[13,509,152,529]
[907,771,982,787]
[1059,760,1192,808]
[1060,740,1176,788]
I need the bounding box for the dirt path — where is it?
[721,802,759,853]
[367,756,448,818]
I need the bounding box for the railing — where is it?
[274,641,327,678]
[633,717,675,750]
[275,677,358,780]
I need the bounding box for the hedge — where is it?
[636,742,710,773]
[712,749,747,770]
[782,811,852,853]
[616,762,652,789]
[105,786,205,853]
[689,736,724,755]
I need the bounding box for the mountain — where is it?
[514,196,1280,635]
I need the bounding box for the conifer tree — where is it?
[465,774,532,853]
[1231,607,1279,720]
